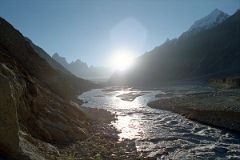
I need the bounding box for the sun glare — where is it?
[111,50,135,71]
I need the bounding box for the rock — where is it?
[0,17,93,159]
[0,65,20,158]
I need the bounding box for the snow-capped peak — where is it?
[189,9,229,32]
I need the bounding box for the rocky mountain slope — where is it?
[110,9,240,87]
[0,17,95,159]
[186,9,229,34]
[25,38,73,75]
[52,53,113,81]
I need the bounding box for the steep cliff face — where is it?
[0,18,92,159]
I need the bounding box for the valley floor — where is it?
[148,88,240,133]
[31,106,154,160]
[7,86,240,159]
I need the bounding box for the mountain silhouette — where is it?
[53,53,113,81]
[0,17,95,158]
[110,9,240,87]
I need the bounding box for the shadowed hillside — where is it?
[0,18,95,100]
[110,10,240,87]
[25,38,73,75]
[0,17,95,159]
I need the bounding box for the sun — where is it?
[111,49,135,71]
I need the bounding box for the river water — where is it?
[79,86,240,159]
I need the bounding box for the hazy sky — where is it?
[0,0,239,66]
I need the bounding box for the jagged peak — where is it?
[52,52,60,57]
[211,8,225,15]
[52,53,69,65]
[188,8,229,32]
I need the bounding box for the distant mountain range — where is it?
[110,9,240,87]
[52,53,113,81]
[27,37,113,82]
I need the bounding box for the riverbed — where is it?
[79,86,240,159]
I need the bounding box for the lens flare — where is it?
[111,49,135,71]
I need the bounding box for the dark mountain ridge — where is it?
[0,17,95,159]
[25,38,73,75]
[110,9,240,87]
[0,19,94,99]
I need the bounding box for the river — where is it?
[79,86,240,159]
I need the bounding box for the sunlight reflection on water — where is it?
[79,87,240,159]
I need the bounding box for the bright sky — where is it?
[0,0,239,67]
